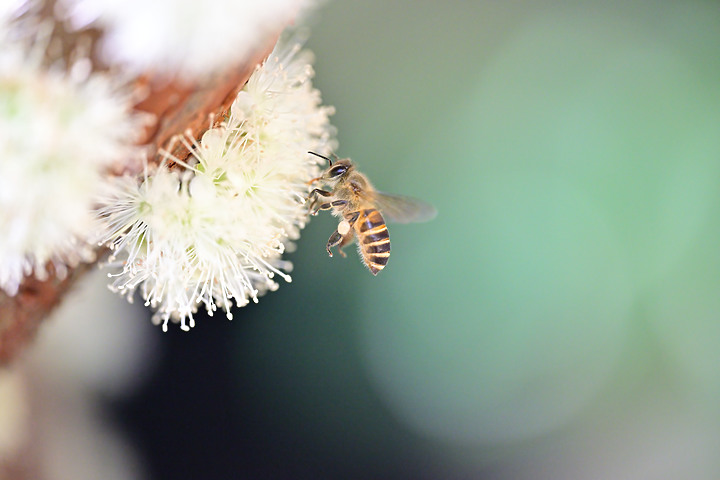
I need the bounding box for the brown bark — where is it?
[0,33,281,366]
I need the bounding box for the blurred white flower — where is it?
[0,0,21,25]
[1,267,153,480]
[98,38,336,331]
[0,368,29,464]
[0,35,147,295]
[62,0,320,79]
[30,267,156,396]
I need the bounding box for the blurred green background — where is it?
[123,1,720,479]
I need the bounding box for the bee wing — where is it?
[371,192,437,224]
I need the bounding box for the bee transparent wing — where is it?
[371,192,437,224]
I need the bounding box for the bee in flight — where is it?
[306,152,436,275]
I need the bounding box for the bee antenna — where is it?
[308,151,333,166]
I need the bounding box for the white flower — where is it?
[97,37,336,331]
[0,35,147,295]
[0,0,21,25]
[0,368,29,463]
[62,0,321,79]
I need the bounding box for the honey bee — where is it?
[306,152,436,275]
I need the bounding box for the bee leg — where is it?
[336,232,355,258]
[327,230,355,258]
[311,199,347,216]
[344,211,360,226]
[307,188,331,203]
[326,230,343,257]
[308,188,332,199]
[306,188,332,215]
[333,211,358,258]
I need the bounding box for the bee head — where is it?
[308,152,353,184]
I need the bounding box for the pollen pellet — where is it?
[338,220,351,235]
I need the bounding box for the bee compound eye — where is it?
[329,165,347,178]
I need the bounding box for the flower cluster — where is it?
[97,40,335,330]
[0,0,334,332]
[0,24,146,295]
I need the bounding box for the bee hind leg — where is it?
[326,230,343,257]
[326,216,355,258]
[330,212,358,258]
[326,230,355,258]
[336,233,355,258]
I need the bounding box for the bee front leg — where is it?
[308,188,332,200]
[307,188,332,215]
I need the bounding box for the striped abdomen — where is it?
[354,208,391,275]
